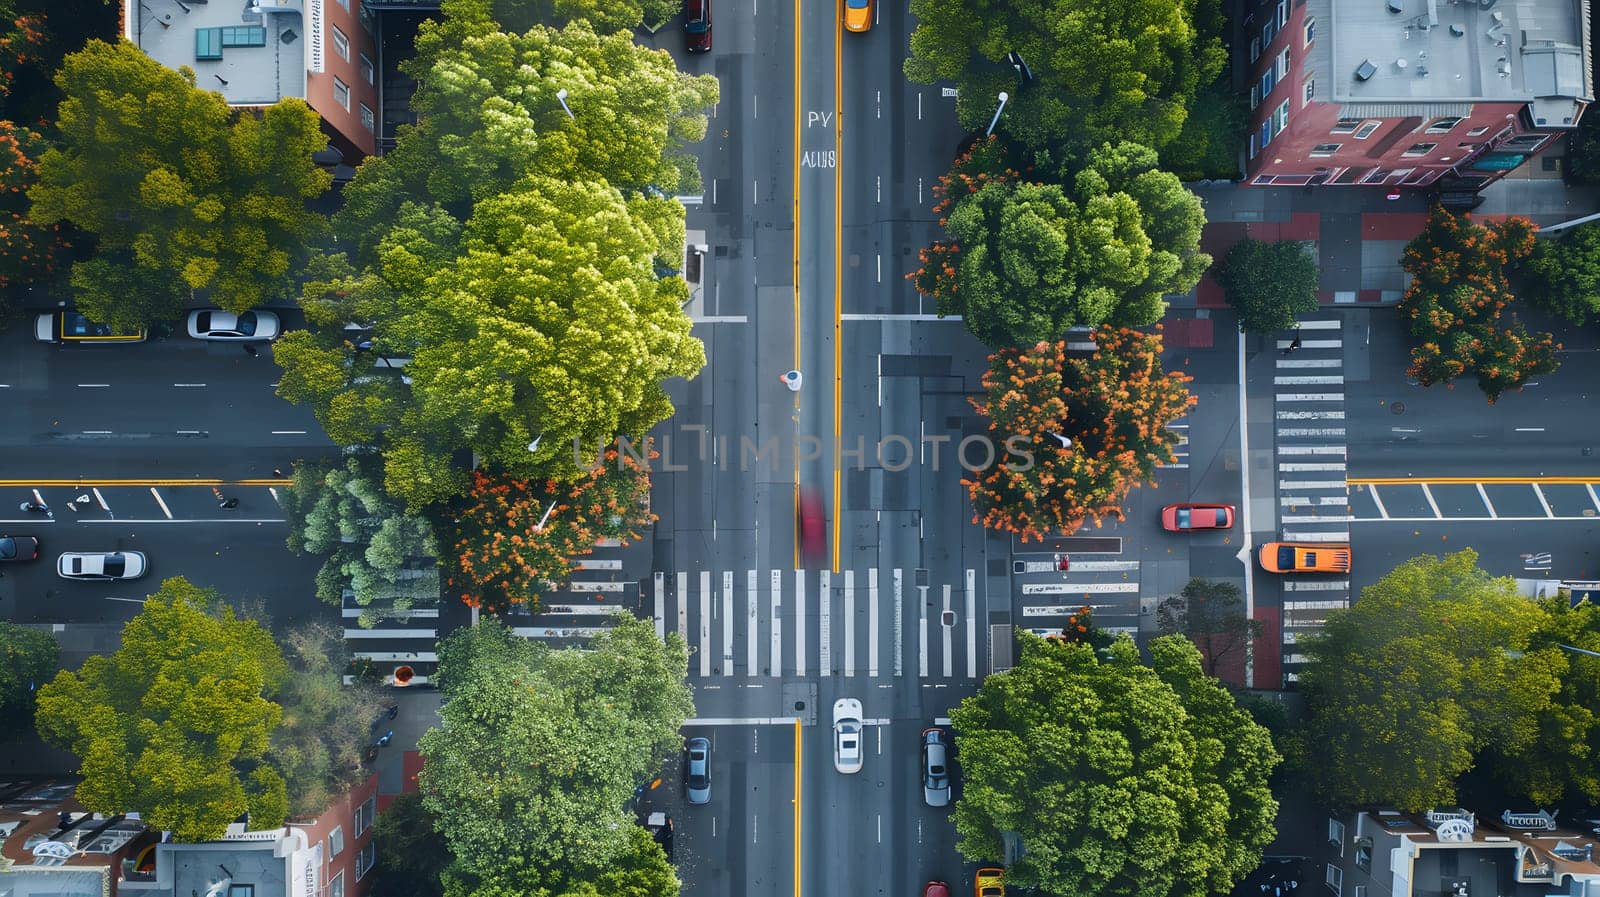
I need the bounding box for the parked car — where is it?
[0,535,40,562]
[56,550,147,581]
[1258,541,1351,574]
[1160,503,1235,531]
[842,0,872,31]
[921,727,951,807]
[643,811,674,861]
[34,312,145,344]
[683,0,711,52]
[974,868,1005,897]
[923,884,951,897]
[685,736,711,805]
[186,309,281,341]
[833,697,863,774]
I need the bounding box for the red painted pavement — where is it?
[402,750,423,793]
[1251,605,1283,690]
[1361,212,1428,240]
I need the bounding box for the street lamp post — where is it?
[534,500,557,533]
[555,88,575,120]
[985,91,1009,138]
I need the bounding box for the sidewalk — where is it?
[1185,169,1600,311]
[370,686,443,811]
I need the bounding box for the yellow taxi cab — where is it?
[974,867,1004,897]
[1258,541,1351,574]
[842,0,872,32]
[34,311,146,344]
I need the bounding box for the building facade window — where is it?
[359,103,375,131]
[1327,818,1346,850]
[1353,121,1380,139]
[1248,133,1258,159]
[1277,0,1288,25]
[356,843,377,880]
[333,77,351,111]
[1251,36,1261,63]
[328,825,345,857]
[1302,78,1314,106]
[1310,143,1341,156]
[360,52,375,85]
[354,795,376,837]
[1466,125,1490,136]
[331,25,350,62]
[330,873,345,897]
[336,0,349,8]
[1272,100,1289,137]
[1259,119,1273,148]
[1503,133,1547,151]
[1276,48,1290,78]
[1325,864,1343,896]
[1304,16,1316,45]
[1250,85,1261,109]
[1263,16,1278,45]
[1426,116,1463,133]
[1331,118,1362,134]
[1403,142,1437,156]
[1259,68,1277,98]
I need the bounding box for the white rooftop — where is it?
[124,0,308,106]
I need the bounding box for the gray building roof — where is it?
[1306,0,1593,126]
[124,0,310,106]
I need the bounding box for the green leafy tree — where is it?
[1296,550,1566,810]
[1217,238,1320,334]
[1521,221,1600,325]
[448,448,656,614]
[487,0,678,33]
[0,621,57,731]
[280,176,705,509]
[281,457,439,624]
[1399,206,1558,403]
[269,621,385,818]
[1159,76,1247,181]
[903,0,1224,155]
[371,793,453,897]
[34,577,289,841]
[336,0,718,266]
[418,616,693,894]
[913,140,1208,344]
[0,120,71,294]
[952,634,1278,897]
[554,826,679,897]
[27,39,329,328]
[965,326,1193,540]
[1156,578,1263,678]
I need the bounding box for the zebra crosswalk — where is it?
[652,567,983,679]
[1274,318,1352,684]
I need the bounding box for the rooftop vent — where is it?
[1356,59,1379,80]
[1389,0,1405,12]
[1450,23,1465,34]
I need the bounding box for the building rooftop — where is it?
[1308,0,1593,126]
[1357,808,1600,897]
[124,0,309,106]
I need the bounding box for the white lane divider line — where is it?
[868,568,880,678]
[918,582,929,679]
[966,568,977,679]
[722,571,734,677]
[941,583,953,678]
[795,569,806,678]
[893,568,903,677]
[699,571,712,678]
[747,569,759,676]
[677,571,689,645]
[654,572,666,641]
[149,488,173,519]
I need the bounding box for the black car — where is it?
[644,811,673,860]
[0,535,39,562]
[683,0,711,52]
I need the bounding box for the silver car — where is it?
[922,727,951,807]
[685,737,711,805]
[56,550,147,581]
[186,309,281,341]
[833,698,864,774]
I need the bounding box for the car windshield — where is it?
[63,313,113,337]
[846,0,868,7]
[236,312,257,336]
[1176,508,1191,527]
[102,555,125,576]
[0,539,15,560]
[686,18,708,32]
[1277,546,1296,568]
[195,311,213,331]
[688,773,708,788]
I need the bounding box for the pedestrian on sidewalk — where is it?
[1282,329,1302,355]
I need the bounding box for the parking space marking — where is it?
[868,568,879,678]
[1369,487,1390,519]
[149,488,173,519]
[1476,483,1496,518]
[843,570,855,677]
[1589,484,1600,513]
[1421,484,1443,519]
[1533,484,1554,518]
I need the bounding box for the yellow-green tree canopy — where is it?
[28,40,329,329]
[952,634,1278,896]
[34,577,290,841]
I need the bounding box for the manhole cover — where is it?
[1390,401,1406,415]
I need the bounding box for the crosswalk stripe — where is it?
[1279,479,1348,490]
[1021,582,1140,595]
[1274,375,1345,385]
[1282,495,1349,506]
[1278,445,1346,455]
[1296,319,1342,329]
[1281,514,1355,523]
[722,572,734,677]
[1281,530,1351,541]
[1278,339,1341,349]
[893,568,904,677]
[1285,599,1349,610]
[1062,560,1140,572]
[942,583,953,678]
[1277,358,1342,368]
[1278,427,1346,436]
[747,570,759,676]
[1275,393,1345,402]
[677,572,689,644]
[819,570,831,677]
[1276,410,1346,420]
[770,569,782,678]
[654,572,666,640]
[868,569,880,678]
[795,570,806,678]
[699,571,711,678]
[844,571,856,677]
[1279,462,1347,472]
[966,568,977,679]
[1284,580,1350,591]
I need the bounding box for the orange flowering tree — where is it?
[0,120,69,293]
[1399,205,1558,403]
[965,325,1192,540]
[448,448,656,613]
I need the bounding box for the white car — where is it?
[833,698,864,774]
[186,309,280,341]
[56,550,147,581]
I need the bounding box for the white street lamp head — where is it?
[556,88,567,100]
[998,91,1009,101]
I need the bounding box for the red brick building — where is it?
[122,0,380,162]
[1242,0,1593,190]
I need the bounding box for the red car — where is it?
[924,884,951,897]
[798,487,826,566]
[1160,503,1235,531]
[683,0,712,53]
